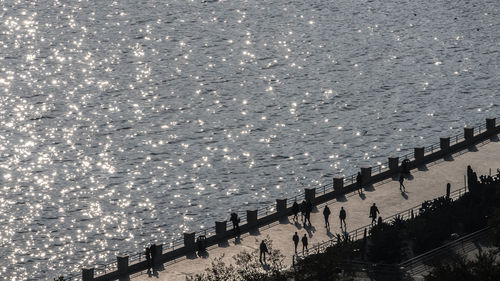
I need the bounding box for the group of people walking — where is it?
[291,199,313,226]
[292,232,310,254]
[293,202,382,253]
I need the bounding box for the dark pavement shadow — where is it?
[306,225,316,238]
[359,193,366,200]
[326,229,335,238]
[249,228,260,236]
[490,135,499,142]
[119,276,131,281]
[401,191,408,200]
[234,237,242,244]
[312,206,319,213]
[364,184,375,192]
[294,221,303,230]
[186,252,197,259]
[417,165,428,171]
[468,145,478,152]
[336,195,347,202]
[198,251,209,259]
[218,240,229,247]
[405,173,414,180]
[444,154,454,161]
[279,216,290,224]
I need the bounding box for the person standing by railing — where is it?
[292,201,299,223]
[145,245,152,272]
[356,172,363,195]
[230,213,241,238]
[300,200,307,225]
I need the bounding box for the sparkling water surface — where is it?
[0,0,499,279]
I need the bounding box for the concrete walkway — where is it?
[131,137,500,281]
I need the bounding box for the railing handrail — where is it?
[399,226,491,267]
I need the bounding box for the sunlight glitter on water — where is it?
[0,0,498,279]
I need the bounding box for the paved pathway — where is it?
[131,137,500,281]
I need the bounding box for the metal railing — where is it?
[400,226,491,276]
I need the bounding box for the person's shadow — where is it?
[306,225,316,237]
[404,173,414,180]
[198,251,210,259]
[401,191,408,200]
[294,220,303,229]
[326,229,335,238]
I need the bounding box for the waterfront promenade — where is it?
[131,137,500,281]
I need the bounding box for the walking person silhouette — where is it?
[399,174,406,192]
[339,206,347,230]
[301,234,308,254]
[356,172,363,195]
[300,200,306,224]
[369,203,379,225]
[305,199,313,226]
[323,205,331,229]
[292,201,299,223]
[293,232,299,253]
[259,240,268,264]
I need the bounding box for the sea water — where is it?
[0,0,498,279]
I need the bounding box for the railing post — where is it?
[486,118,496,131]
[414,147,425,163]
[361,166,372,185]
[305,188,315,204]
[440,137,450,151]
[152,243,163,266]
[276,198,287,215]
[117,254,129,277]
[464,127,474,141]
[333,177,344,192]
[82,267,94,281]
[184,232,196,253]
[388,157,399,172]
[215,221,227,239]
[247,209,258,227]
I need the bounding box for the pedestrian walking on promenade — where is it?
[323,205,331,228]
[292,201,299,222]
[356,172,363,195]
[369,203,379,225]
[305,199,313,226]
[399,174,406,192]
[293,232,299,253]
[259,240,268,264]
[301,234,308,254]
[339,206,347,230]
[300,200,307,224]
